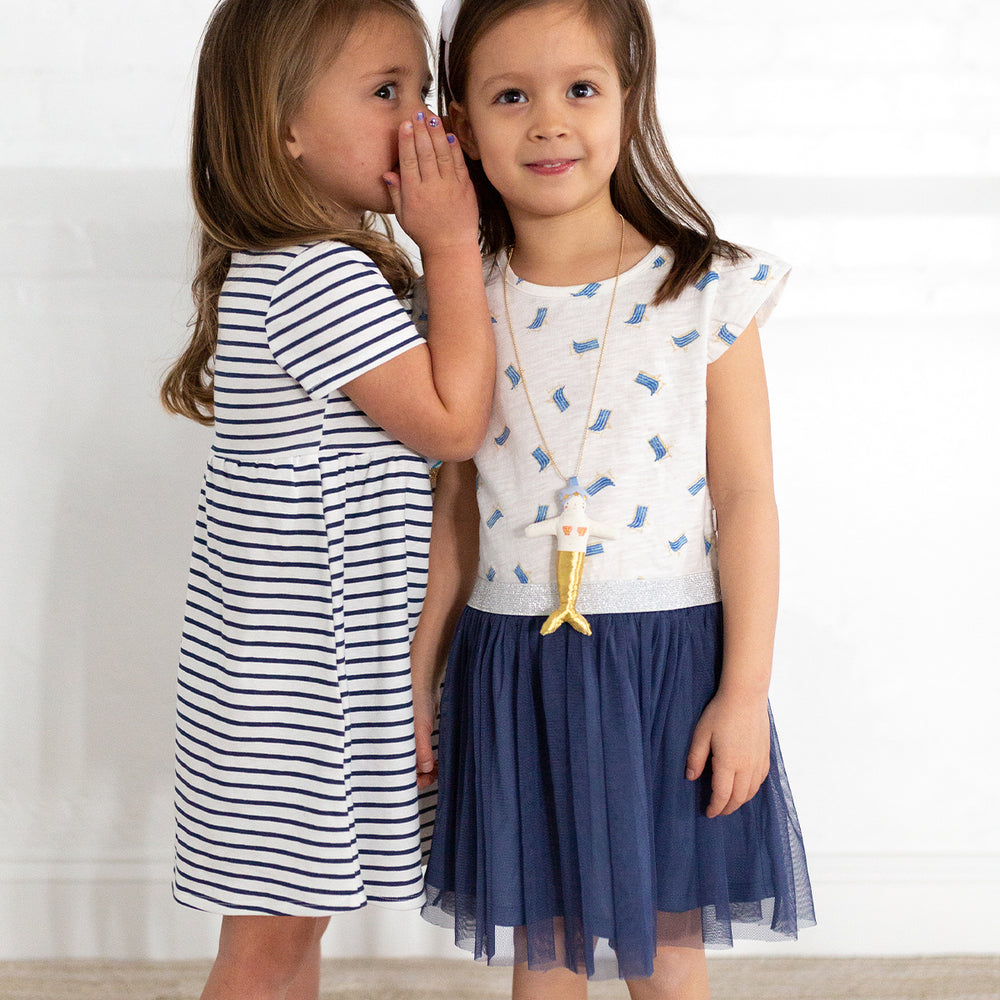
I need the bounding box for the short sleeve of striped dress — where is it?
[265,242,423,399]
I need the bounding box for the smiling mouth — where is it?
[526,159,577,175]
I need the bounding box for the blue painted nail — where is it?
[416,112,425,121]
[429,117,440,127]
[447,133,457,144]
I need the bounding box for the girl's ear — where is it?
[284,120,304,161]
[448,102,480,160]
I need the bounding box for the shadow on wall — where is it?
[1,169,215,956]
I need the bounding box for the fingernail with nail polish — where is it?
[416,112,425,122]
[447,134,457,144]
[429,117,440,127]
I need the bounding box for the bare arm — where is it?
[341,115,494,461]
[410,460,480,788]
[687,318,777,817]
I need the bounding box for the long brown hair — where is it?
[162,0,428,425]
[439,0,744,304]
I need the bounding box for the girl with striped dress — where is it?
[412,1,815,996]
[160,1,493,997]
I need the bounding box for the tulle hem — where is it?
[421,604,815,980]
[422,888,817,980]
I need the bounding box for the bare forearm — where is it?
[381,116,495,459]
[421,247,495,447]
[714,488,779,702]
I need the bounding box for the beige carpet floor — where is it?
[0,956,1000,1000]
[0,956,998,1000]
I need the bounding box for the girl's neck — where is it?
[507,203,653,287]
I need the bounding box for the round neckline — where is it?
[501,243,668,298]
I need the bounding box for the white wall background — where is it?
[1,0,997,961]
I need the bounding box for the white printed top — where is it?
[467,244,790,616]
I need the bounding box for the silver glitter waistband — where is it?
[467,573,721,616]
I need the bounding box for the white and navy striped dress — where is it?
[173,241,434,915]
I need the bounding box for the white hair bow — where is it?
[440,0,463,92]
[440,0,462,44]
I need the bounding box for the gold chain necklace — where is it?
[502,212,625,486]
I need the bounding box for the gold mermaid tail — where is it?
[540,551,591,636]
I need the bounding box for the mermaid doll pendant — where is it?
[524,478,619,635]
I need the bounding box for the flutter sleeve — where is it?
[264,241,423,399]
[706,248,791,363]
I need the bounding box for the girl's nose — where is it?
[530,98,568,141]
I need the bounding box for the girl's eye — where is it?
[495,89,527,105]
[374,83,399,100]
[568,82,597,99]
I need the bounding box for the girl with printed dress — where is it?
[160,1,494,997]
[412,1,815,996]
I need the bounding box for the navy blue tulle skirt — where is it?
[421,603,815,980]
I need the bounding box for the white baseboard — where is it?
[1,854,997,960]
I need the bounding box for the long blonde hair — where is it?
[162,0,427,425]
[440,0,745,304]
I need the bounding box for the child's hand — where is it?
[412,683,439,791]
[686,690,771,818]
[383,112,479,258]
